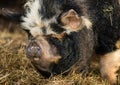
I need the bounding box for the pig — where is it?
[0,0,120,84]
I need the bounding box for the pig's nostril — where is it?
[26,45,42,58]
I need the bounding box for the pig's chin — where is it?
[31,61,55,78]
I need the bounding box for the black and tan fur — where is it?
[21,0,94,77]
[0,0,120,85]
[92,0,120,84]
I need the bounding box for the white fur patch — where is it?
[22,0,41,30]
[21,0,58,37]
[24,0,34,9]
[81,16,92,29]
[22,0,92,36]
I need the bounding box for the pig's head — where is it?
[0,0,93,78]
[26,35,62,77]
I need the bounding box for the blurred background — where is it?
[0,0,26,32]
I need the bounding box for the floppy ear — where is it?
[0,8,23,22]
[61,9,92,32]
[61,9,82,31]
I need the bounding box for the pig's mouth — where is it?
[26,36,62,77]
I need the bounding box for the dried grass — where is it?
[0,30,119,85]
[0,1,119,84]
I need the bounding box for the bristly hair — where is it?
[39,0,66,19]
[21,0,92,36]
[39,0,85,19]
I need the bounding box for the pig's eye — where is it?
[41,27,47,34]
[23,29,34,39]
[50,23,65,33]
[24,29,30,35]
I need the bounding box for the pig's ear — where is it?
[61,9,82,31]
[0,8,24,22]
[61,9,92,32]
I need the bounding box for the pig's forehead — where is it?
[21,0,90,37]
[21,0,65,37]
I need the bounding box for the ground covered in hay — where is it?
[0,30,119,85]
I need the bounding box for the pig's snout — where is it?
[26,41,41,58]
